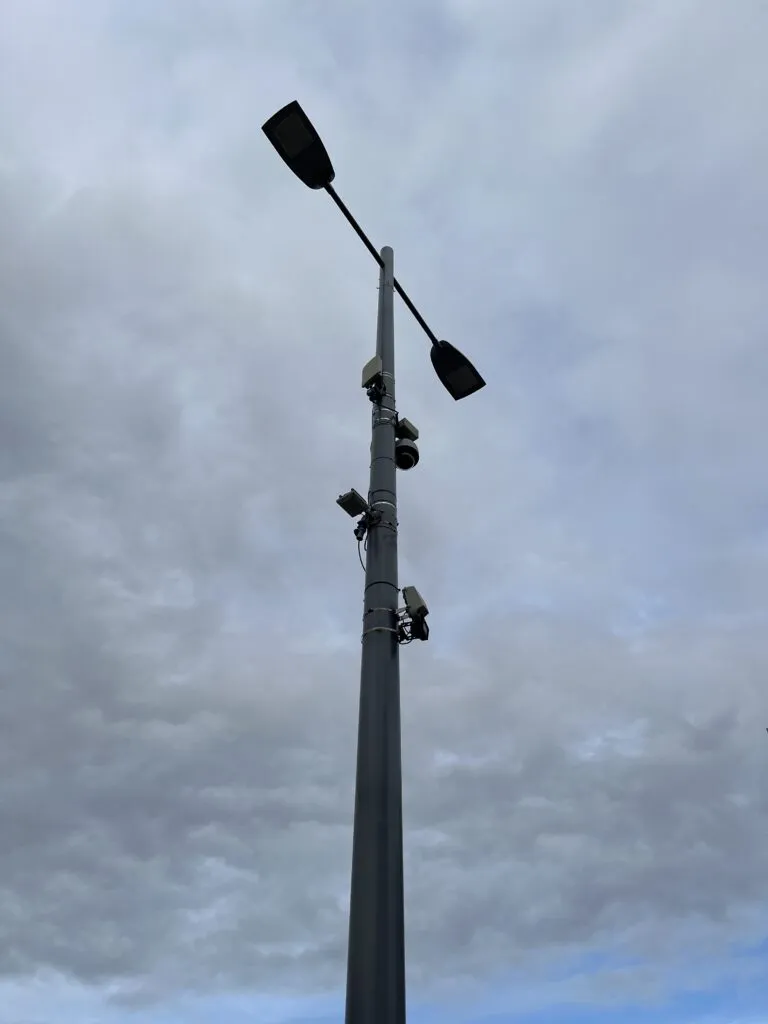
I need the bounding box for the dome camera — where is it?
[395,437,420,471]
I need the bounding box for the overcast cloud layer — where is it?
[1,1,767,1021]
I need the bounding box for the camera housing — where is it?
[402,586,428,619]
[395,437,419,470]
[395,416,419,442]
[336,488,369,517]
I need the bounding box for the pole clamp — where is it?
[361,606,400,643]
[361,625,400,641]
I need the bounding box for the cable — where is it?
[357,538,366,572]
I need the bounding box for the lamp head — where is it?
[430,340,486,400]
[262,100,335,190]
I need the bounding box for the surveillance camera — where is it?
[395,416,419,442]
[336,488,369,517]
[402,586,428,619]
[395,437,419,470]
[361,355,383,389]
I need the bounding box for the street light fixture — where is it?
[263,100,486,1024]
[262,100,485,401]
[430,338,486,401]
[261,100,335,189]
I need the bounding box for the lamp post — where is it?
[263,100,485,1024]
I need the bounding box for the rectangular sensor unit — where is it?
[362,355,383,389]
[337,488,369,517]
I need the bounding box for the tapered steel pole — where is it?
[345,245,406,1023]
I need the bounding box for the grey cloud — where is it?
[0,0,767,1017]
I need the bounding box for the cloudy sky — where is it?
[1,1,768,1021]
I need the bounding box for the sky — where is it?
[1,1,767,1021]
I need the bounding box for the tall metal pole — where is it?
[345,246,406,1023]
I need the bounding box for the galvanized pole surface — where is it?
[345,246,406,1024]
